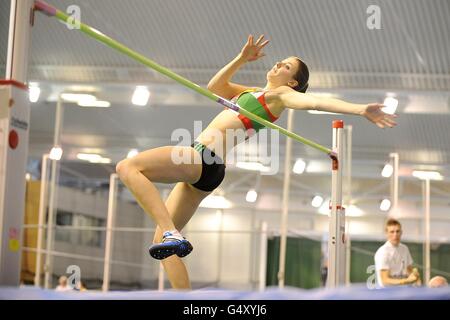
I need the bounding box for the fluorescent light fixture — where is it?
[306,160,328,173]
[346,204,364,217]
[293,159,306,174]
[311,195,324,208]
[49,146,63,160]
[318,198,330,215]
[61,93,96,103]
[307,110,340,115]
[236,161,271,173]
[127,149,139,159]
[382,97,398,115]
[78,100,110,108]
[29,83,40,103]
[77,153,102,161]
[381,163,393,178]
[199,195,232,209]
[94,157,111,164]
[246,189,258,203]
[412,170,443,181]
[380,199,391,212]
[132,86,150,106]
[76,153,111,164]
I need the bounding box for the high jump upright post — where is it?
[327,120,346,288]
[0,0,34,286]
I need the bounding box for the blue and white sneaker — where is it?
[148,231,193,260]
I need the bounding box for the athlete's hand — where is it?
[362,103,398,128]
[239,34,269,62]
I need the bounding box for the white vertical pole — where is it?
[345,233,351,286]
[258,221,268,292]
[158,188,170,291]
[34,154,49,287]
[278,109,294,288]
[327,120,345,288]
[157,262,165,291]
[44,96,64,289]
[6,0,33,81]
[423,179,431,285]
[344,126,352,207]
[390,153,399,213]
[216,209,224,286]
[102,173,118,292]
[43,156,59,289]
[0,0,33,287]
[344,125,352,286]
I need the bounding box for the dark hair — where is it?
[385,218,401,230]
[291,57,309,93]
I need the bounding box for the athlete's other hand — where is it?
[363,103,398,129]
[239,34,269,62]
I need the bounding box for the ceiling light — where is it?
[49,146,63,160]
[246,189,258,203]
[311,195,324,208]
[78,100,110,107]
[382,97,398,115]
[29,83,40,103]
[412,170,443,181]
[380,199,391,212]
[381,163,393,178]
[199,195,232,209]
[76,153,111,164]
[293,159,306,174]
[127,149,139,159]
[236,161,271,173]
[61,93,96,103]
[132,86,150,106]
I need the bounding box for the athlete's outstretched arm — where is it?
[207,35,269,99]
[278,87,398,128]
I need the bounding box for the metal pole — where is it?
[258,221,268,291]
[102,173,118,292]
[390,153,399,213]
[327,120,345,288]
[34,154,49,287]
[423,179,431,285]
[6,0,33,81]
[0,0,33,287]
[278,108,294,288]
[344,125,352,286]
[44,96,63,289]
[216,209,224,286]
[157,262,165,291]
[344,126,352,207]
[157,188,170,291]
[345,233,351,286]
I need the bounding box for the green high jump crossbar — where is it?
[33,0,335,158]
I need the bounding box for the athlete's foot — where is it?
[149,231,193,260]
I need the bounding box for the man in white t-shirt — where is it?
[374,218,421,288]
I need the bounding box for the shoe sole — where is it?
[149,240,193,260]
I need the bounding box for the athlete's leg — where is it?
[153,182,211,289]
[116,145,201,236]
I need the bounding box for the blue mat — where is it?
[1,285,449,300]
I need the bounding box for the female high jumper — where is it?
[115,35,397,289]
